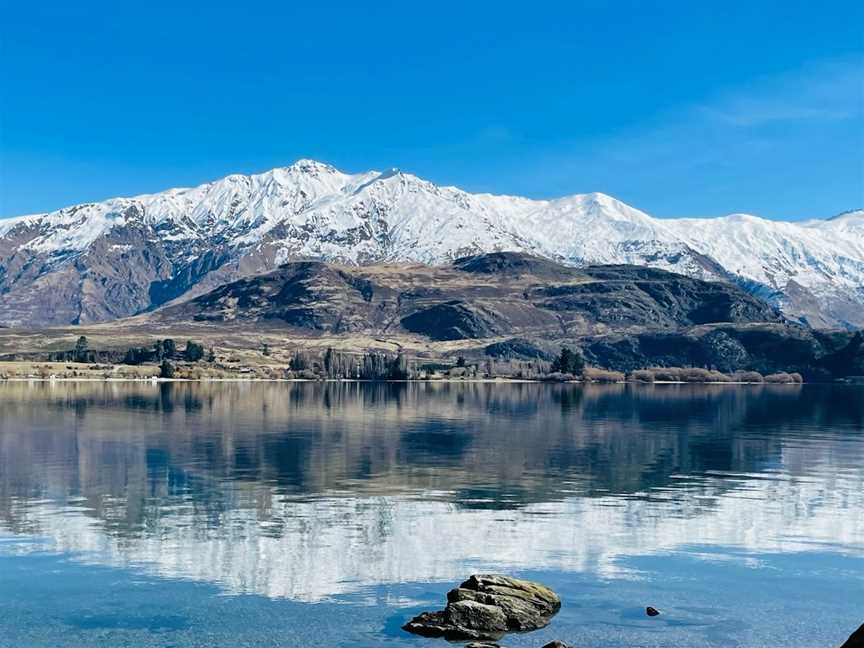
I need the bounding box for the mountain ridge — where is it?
[70,251,864,381]
[151,251,783,336]
[1,160,861,328]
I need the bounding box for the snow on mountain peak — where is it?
[826,209,864,224]
[579,191,627,209]
[285,159,338,173]
[724,213,763,222]
[376,168,402,180]
[1,160,862,328]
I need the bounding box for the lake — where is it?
[0,381,861,647]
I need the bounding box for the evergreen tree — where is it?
[551,346,585,376]
[291,350,310,371]
[159,359,175,379]
[184,341,204,362]
[74,336,89,363]
[162,339,177,359]
[123,348,142,365]
[389,353,409,380]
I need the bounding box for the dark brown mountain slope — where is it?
[154,252,782,340]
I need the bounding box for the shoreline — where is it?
[0,376,817,385]
[0,360,826,386]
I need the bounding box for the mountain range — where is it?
[1,160,861,328]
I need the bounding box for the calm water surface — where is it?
[0,382,862,647]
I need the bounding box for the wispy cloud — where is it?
[697,59,862,126]
[706,104,853,127]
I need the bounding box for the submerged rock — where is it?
[402,574,561,640]
[841,622,864,648]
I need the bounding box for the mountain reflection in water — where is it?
[0,381,862,602]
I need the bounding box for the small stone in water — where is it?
[646,606,660,617]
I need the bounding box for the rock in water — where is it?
[449,575,561,630]
[646,606,660,617]
[841,623,864,648]
[541,642,574,648]
[402,574,561,640]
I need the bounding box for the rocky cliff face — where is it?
[1,161,861,328]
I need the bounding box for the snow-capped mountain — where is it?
[1,160,861,328]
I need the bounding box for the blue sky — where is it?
[0,0,861,220]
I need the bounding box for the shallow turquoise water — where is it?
[0,382,862,647]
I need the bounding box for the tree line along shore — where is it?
[0,336,808,384]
